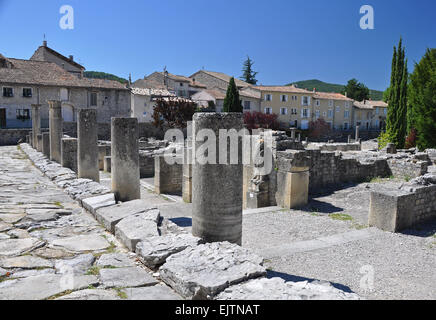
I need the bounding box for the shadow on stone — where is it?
[400,219,436,238]
[170,217,192,227]
[266,270,354,294]
[301,199,344,214]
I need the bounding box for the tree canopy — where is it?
[240,56,258,85]
[341,79,370,101]
[223,77,242,112]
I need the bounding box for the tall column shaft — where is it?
[77,109,99,182]
[111,117,140,202]
[192,113,243,245]
[31,104,41,149]
[48,101,63,163]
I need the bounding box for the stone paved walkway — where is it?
[0,146,181,300]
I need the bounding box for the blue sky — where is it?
[0,0,435,91]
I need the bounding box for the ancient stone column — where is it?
[31,104,41,149]
[298,133,301,142]
[111,117,140,202]
[77,109,99,182]
[192,113,243,245]
[98,145,111,170]
[182,139,193,203]
[104,156,111,172]
[348,135,351,144]
[61,138,78,173]
[154,154,183,194]
[36,134,43,152]
[290,128,296,140]
[42,133,50,158]
[48,100,63,163]
[355,125,360,141]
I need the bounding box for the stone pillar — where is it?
[61,138,78,173]
[31,104,41,149]
[290,128,296,140]
[298,133,301,142]
[77,109,99,182]
[98,145,111,170]
[348,135,351,144]
[104,156,111,173]
[36,134,43,152]
[355,125,360,141]
[42,133,50,158]
[48,100,63,163]
[192,113,243,245]
[25,135,30,144]
[182,140,193,203]
[111,118,140,202]
[154,154,183,194]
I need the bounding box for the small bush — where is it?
[405,128,417,149]
[378,131,390,150]
[244,111,279,131]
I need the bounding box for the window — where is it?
[328,109,333,118]
[367,111,371,119]
[264,94,272,101]
[345,101,351,108]
[301,96,310,106]
[315,110,320,118]
[281,95,288,102]
[16,109,30,120]
[180,83,184,87]
[280,107,287,115]
[90,92,98,106]
[315,100,320,106]
[60,88,69,101]
[264,107,272,114]
[328,100,334,107]
[343,122,349,130]
[244,101,251,110]
[323,111,326,117]
[3,87,13,97]
[301,108,309,118]
[22,88,32,98]
[344,110,350,118]
[336,106,340,112]
[291,95,298,101]
[291,108,298,115]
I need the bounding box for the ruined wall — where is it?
[387,158,428,180]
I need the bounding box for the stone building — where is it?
[353,100,388,130]
[130,87,175,122]
[140,71,207,98]
[0,42,130,128]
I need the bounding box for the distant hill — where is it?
[84,71,128,84]
[287,79,384,101]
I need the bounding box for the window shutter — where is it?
[301,108,304,118]
[308,97,311,105]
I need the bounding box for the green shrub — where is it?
[378,131,390,150]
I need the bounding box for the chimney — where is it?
[69,55,74,61]
[313,88,316,93]
[43,40,47,47]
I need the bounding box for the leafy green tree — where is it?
[342,79,370,101]
[385,38,408,149]
[408,48,436,149]
[240,56,258,85]
[223,77,242,112]
[382,87,391,103]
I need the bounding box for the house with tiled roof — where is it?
[353,100,388,130]
[0,41,130,128]
[143,70,207,98]
[130,87,175,123]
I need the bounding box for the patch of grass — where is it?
[86,266,101,276]
[87,284,96,290]
[54,201,64,208]
[46,290,73,300]
[351,223,368,230]
[404,175,411,182]
[103,265,117,269]
[115,288,128,299]
[161,195,171,201]
[329,213,353,221]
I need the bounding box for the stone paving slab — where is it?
[99,266,158,288]
[96,253,136,268]
[56,288,121,300]
[123,284,183,300]
[51,234,110,252]
[95,199,153,233]
[82,193,116,215]
[0,238,44,257]
[159,242,267,300]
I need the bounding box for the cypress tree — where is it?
[409,48,436,149]
[223,77,242,112]
[240,56,258,85]
[386,38,408,148]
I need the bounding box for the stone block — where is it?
[114,209,160,251]
[99,267,158,288]
[81,193,116,215]
[136,233,202,269]
[98,145,111,170]
[154,154,183,194]
[159,242,266,300]
[276,171,309,209]
[94,199,152,233]
[104,156,111,172]
[61,138,78,173]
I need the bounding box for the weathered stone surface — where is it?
[95,199,151,233]
[10,268,55,279]
[0,274,99,300]
[0,234,9,240]
[96,253,135,268]
[26,209,59,222]
[0,267,7,276]
[0,213,26,224]
[56,289,120,300]
[0,238,44,256]
[159,242,266,299]
[7,229,30,239]
[0,221,12,232]
[82,193,116,215]
[114,209,160,251]
[55,254,95,275]
[51,234,110,252]
[32,247,74,259]
[99,267,158,288]
[0,255,53,269]
[216,278,361,300]
[136,233,201,269]
[123,285,182,300]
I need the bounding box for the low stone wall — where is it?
[0,128,48,146]
[387,158,428,180]
[139,151,155,178]
[308,143,361,152]
[369,176,436,232]
[154,155,183,194]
